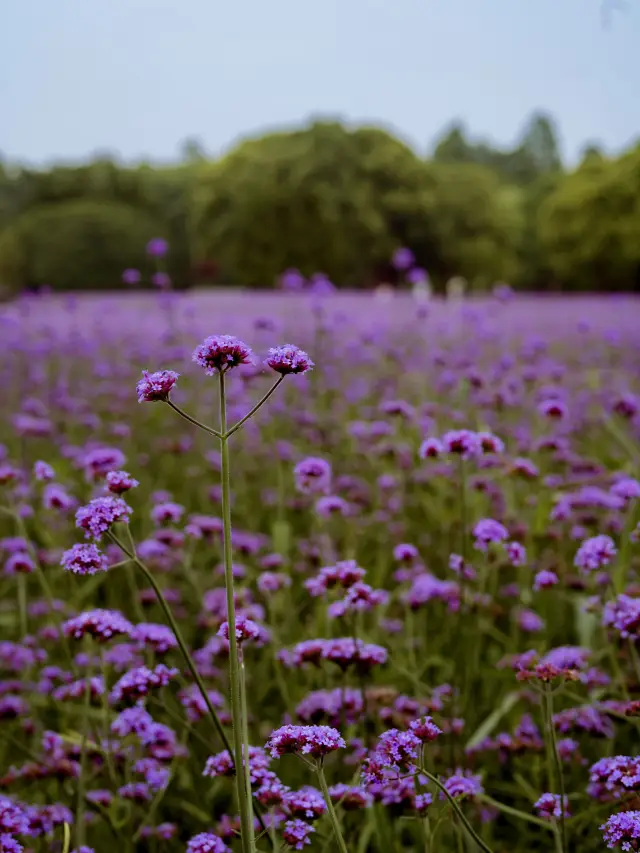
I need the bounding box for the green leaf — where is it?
[465,691,521,750]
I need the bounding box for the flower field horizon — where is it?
[1,288,640,853]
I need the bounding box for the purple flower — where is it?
[418,437,444,459]
[83,447,126,479]
[151,271,171,290]
[217,618,261,645]
[602,594,640,639]
[130,623,177,655]
[265,724,345,759]
[203,746,270,784]
[33,461,54,482]
[1,838,24,853]
[293,457,331,495]
[63,609,134,642]
[517,609,545,633]
[601,810,640,849]
[442,430,482,460]
[392,247,415,270]
[43,484,75,512]
[0,797,29,834]
[106,470,139,494]
[282,818,314,849]
[327,582,388,618]
[4,552,34,576]
[328,784,372,810]
[61,543,108,576]
[409,716,443,742]
[192,335,254,374]
[75,496,132,539]
[186,834,228,853]
[151,501,184,525]
[506,541,527,566]
[109,664,178,706]
[146,238,168,257]
[538,398,568,419]
[282,787,326,820]
[122,268,141,285]
[111,706,154,737]
[136,370,179,403]
[473,518,509,551]
[265,345,314,375]
[441,769,484,799]
[315,495,350,517]
[534,793,570,820]
[575,535,617,572]
[534,569,559,591]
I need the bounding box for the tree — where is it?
[537,146,640,291]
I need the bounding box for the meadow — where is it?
[0,288,639,853]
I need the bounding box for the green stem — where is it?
[316,759,349,853]
[219,370,256,853]
[166,399,222,439]
[478,795,556,832]
[418,766,494,853]
[543,684,567,853]
[75,661,92,849]
[224,376,285,439]
[108,530,231,755]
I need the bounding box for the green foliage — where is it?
[0,199,165,292]
[192,121,437,287]
[1,114,639,292]
[537,145,640,291]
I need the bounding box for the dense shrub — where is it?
[537,146,640,292]
[0,199,166,292]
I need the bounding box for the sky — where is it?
[2,0,639,167]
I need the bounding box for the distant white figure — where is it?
[374,283,395,303]
[446,277,467,302]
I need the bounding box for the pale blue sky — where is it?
[2,0,639,166]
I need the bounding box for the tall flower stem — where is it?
[219,370,256,853]
[224,376,284,439]
[316,759,349,853]
[542,684,567,853]
[106,531,230,753]
[418,766,494,853]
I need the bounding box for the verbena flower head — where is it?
[61,543,109,576]
[63,609,134,642]
[282,818,314,849]
[293,457,332,495]
[473,518,509,551]
[265,724,345,759]
[575,535,617,572]
[203,746,270,783]
[534,793,570,820]
[392,247,415,270]
[282,787,326,820]
[33,460,54,482]
[419,437,444,459]
[137,370,179,403]
[442,430,482,460]
[110,664,178,705]
[601,810,640,849]
[409,716,443,742]
[75,496,132,539]
[0,796,29,834]
[130,623,177,654]
[602,594,640,640]
[217,618,261,645]
[265,345,314,375]
[186,832,228,853]
[147,237,168,257]
[106,470,139,494]
[192,335,254,374]
[441,769,484,799]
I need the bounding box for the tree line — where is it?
[0,111,638,294]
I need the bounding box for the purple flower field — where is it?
[1,289,640,853]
